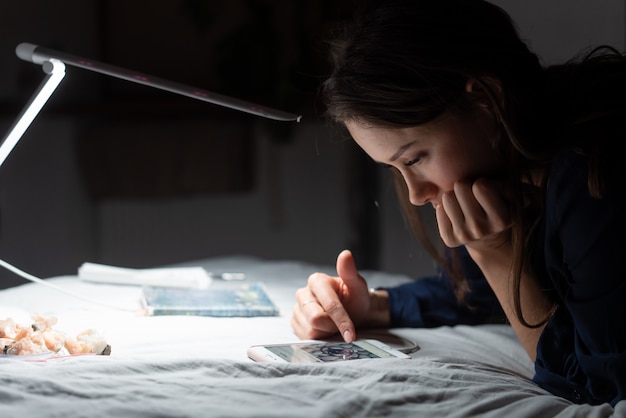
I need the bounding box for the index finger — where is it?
[308,276,355,342]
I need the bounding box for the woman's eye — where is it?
[404,156,421,167]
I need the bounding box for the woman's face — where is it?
[345,110,504,209]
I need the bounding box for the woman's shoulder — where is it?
[548,150,587,187]
[548,110,624,200]
[546,147,626,231]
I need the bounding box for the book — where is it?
[141,282,279,317]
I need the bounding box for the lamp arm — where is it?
[16,43,301,123]
[0,59,66,168]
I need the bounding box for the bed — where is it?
[0,255,623,417]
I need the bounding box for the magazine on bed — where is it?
[141,282,279,317]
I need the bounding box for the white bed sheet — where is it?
[0,256,623,417]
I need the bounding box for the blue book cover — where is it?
[141,282,279,317]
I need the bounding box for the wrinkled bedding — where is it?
[0,257,623,417]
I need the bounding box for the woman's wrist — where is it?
[365,289,391,328]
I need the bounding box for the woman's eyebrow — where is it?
[389,142,414,162]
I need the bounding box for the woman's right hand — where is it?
[290,250,389,342]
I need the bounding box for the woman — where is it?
[291,0,626,406]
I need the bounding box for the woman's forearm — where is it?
[466,246,552,361]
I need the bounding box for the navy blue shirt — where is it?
[381,150,626,406]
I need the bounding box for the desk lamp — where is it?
[0,42,302,169]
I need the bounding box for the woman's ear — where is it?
[465,76,504,106]
[465,76,505,111]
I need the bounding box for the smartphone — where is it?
[247,339,411,363]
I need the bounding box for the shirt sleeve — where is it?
[534,150,626,406]
[380,247,504,328]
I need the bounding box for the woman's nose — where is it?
[406,179,437,206]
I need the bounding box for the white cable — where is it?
[0,258,137,313]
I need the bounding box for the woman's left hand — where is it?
[435,178,511,250]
